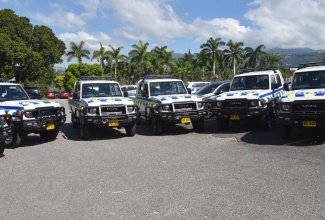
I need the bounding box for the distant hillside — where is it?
[265,48,325,68]
[172,48,325,68]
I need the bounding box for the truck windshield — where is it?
[82,83,122,98]
[231,75,269,91]
[0,85,30,101]
[292,71,325,90]
[149,81,187,96]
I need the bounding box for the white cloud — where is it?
[244,0,325,49]
[34,3,86,31]
[101,0,188,42]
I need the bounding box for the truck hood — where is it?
[0,100,61,110]
[280,89,325,102]
[81,97,135,106]
[151,94,203,104]
[217,89,269,100]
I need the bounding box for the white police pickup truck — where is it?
[0,82,66,148]
[277,62,325,139]
[212,67,284,130]
[68,76,139,140]
[0,108,14,155]
[133,75,208,135]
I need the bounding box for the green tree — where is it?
[91,42,110,68]
[66,41,90,64]
[151,46,174,74]
[129,40,150,75]
[200,37,225,78]
[108,45,127,80]
[0,9,65,83]
[224,40,244,76]
[244,44,266,68]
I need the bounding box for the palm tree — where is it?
[91,42,110,68]
[224,40,244,76]
[151,46,174,74]
[244,44,266,68]
[66,41,90,64]
[108,45,127,80]
[259,53,282,67]
[200,37,225,78]
[128,40,150,75]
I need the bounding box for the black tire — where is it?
[0,139,5,156]
[192,118,205,132]
[261,113,272,131]
[125,123,136,137]
[151,116,162,135]
[216,118,229,130]
[40,128,60,141]
[280,124,292,140]
[80,123,90,140]
[71,111,78,128]
[4,133,21,148]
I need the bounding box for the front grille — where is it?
[33,107,64,119]
[292,101,325,113]
[223,100,246,109]
[173,102,196,112]
[100,105,125,115]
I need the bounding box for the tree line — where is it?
[0,8,290,93]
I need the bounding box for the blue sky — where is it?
[1,0,325,66]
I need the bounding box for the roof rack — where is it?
[142,74,175,79]
[298,62,325,69]
[78,76,113,81]
[240,67,276,74]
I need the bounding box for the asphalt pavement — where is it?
[1,99,325,220]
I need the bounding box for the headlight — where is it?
[87,108,98,115]
[161,105,170,111]
[250,100,259,107]
[25,111,33,118]
[197,102,206,109]
[281,104,290,112]
[127,106,135,113]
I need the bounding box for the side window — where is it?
[270,75,277,88]
[275,74,282,86]
[217,84,229,94]
[137,82,144,96]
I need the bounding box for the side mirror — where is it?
[283,83,290,91]
[123,91,128,97]
[72,92,79,100]
[141,91,148,97]
[271,83,278,90]
[225,85,230,92]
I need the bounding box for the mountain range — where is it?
[173,48,325,68]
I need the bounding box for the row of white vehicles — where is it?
[1,61,324,155]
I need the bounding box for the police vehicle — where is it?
[212,67,284,130]
[277,62,325,139]
[133,75,208,135]
[68,76,139,140]
[0,82,66,148]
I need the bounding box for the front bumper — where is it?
[277,113,325,128]
[13,107,66,133]
[80,113,139,127]
[154,110,207,123]
[213,108,269,121]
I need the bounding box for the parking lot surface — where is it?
[1,99,325,220]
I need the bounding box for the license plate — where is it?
[109,121,119,127]
[230,115,240,120]
[181,117,191,123]
[46,123,55,130]
[303,121,316,127]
